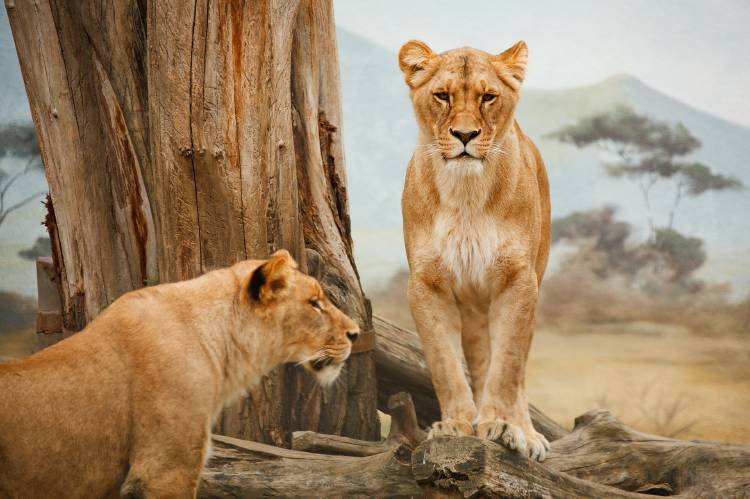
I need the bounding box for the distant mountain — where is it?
[1,23,747,298]
[337,28,750,294]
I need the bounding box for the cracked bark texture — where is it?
[6,0,379,445]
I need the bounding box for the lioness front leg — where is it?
[408,271,476,437]
[122,421,208,498]
[475,266,549,461]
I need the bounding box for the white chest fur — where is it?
[433,208,500,288]
[433,159,501,288]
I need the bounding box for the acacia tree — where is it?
[549,106,742,238]
[7,0,378,445]
[0,123,45,230]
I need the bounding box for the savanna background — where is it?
[1,1,748,443]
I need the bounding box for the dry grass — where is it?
[595,385,699,439]
[538,261,750,337]
[368,267,750,443]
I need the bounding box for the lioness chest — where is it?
[432,205,507,297]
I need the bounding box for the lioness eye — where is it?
[309,298,322,310]
[434,92,449,102]
[482,93,496,103]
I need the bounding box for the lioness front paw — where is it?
[476,419,549,462]
[428,418,474,438]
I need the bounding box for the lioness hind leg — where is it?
[121,468,200,499]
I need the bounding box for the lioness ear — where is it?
[492,41,528,91]
[248,249,298,303]
[399,40,437,88]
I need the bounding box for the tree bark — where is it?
[200,435,421,498]
[6,0,378,445]
[372,315,568,442]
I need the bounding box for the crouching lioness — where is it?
[399,40,551,460]
[0,250,359,498]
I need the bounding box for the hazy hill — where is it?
[337,28,750,293]
[0,22,747,298]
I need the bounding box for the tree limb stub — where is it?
[292,392,427,457]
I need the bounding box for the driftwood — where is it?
[292,391,426,457]
[372,314,568,442]
[547,409,750,497]
[201,393,750,497]
[200,435,420,498]
[201,393,424,498]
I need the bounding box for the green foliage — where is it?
[548,105,743,236]
[0,123,41,164]
[548,106,700,159]
[552,205,630,254]
[678,162,742,195]
[651,228,706,281]
[553,207,709,289]
[18,236,52,261]
[0,123,46,229]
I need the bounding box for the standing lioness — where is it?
[399,40,551,461]
[0,250,359,498]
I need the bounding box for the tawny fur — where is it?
[399,40,552,461]
[0,250,358,498]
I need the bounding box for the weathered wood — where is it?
[412,436,641,499]
[547,409,750,497]
[8,0,378,445]
[292,392,427,456]
[198,405,750,497]
[200,436,421,498]
[373,315,568,442]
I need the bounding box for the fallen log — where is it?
[547,409,750,497]
[200,435,420,498]
[372,314,568,442]
[200,394,750,498]
[412,436,642,498]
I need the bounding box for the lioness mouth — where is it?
[458,151,472,158]
[312,358,333,371]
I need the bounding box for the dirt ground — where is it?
[527,322,750,443]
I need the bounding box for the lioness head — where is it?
[243,249,359,386]
[398,40,528,172]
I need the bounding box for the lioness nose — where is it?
[450,128,480,145]
[346,330,359,343]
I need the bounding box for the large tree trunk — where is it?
[6,0,379,445]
